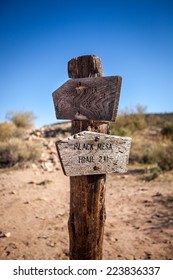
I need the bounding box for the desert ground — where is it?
[0,162,173,260]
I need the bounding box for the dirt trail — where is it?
[0,167,173,260]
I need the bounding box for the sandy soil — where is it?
[0,166,173,260]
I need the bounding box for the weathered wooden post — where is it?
[68,55,112,260]
[52,55,131,260]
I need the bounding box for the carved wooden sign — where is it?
[52,76,122,121]
[56,131,131,176]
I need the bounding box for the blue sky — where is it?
[0,0,173,128]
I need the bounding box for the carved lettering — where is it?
[97,143,113,150]
[74,143,94,150]
[77,155,115,164]
[78,156,95,164]
[56,131,131,176]
[99,156,109,163]
[75,84,97,95]
[74,142,113,151]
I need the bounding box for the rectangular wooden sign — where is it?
[52,76,122,121]
[56,131,131,176]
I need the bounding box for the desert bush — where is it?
[6,111,36,129]
[25,141,42,162]
[129,140,173,170]
[0,121,27,141]
[161,123,173,140]
[111,125,131,137]
[12,127,27,139]
[156,142,173,171]
[0,138,42,168]
[0,122,16,141]
[142,167,161,181]
[145,114,162,127]
[129,142,157,164]
[128,114,146,131]
[111,105,147,135]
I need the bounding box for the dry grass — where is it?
[0,138,42,168]
[161,122,173,140]
[0,112,41,168]
[0,122,16,141]
[156,142,173,171]
[6,111,36,129]
[111,112,173,173]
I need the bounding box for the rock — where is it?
[49,155,57,165]
[46,242,56,247]
[38,235,48,239]
[9,191,16,195]
[145,251,152,259]
[31,163,37,169]
[0,231,11,238]
[36,180,52,186]
[35,216,45,220]
[28,181,35,185]
[121,175,128,179]
[41,161,53,172]
[152,192,162,197]
[9,242,17,249]
[43,141,49,148]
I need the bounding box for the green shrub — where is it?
[0,138,42,168]
[156,143,173,171]
[111,126,131,136]
[6,111,36,129]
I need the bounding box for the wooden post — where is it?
[68,55,109,259]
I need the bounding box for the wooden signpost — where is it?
[52,76,122,121]
[52,55,131,260]
[56,131,131,176]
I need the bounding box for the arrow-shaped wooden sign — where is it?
[52,76,122,121]
[56,131,131,176]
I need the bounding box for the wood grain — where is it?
[68,55,103,78]
[69,174,106,260]
[52,76,122,121]
[56,131,131,176]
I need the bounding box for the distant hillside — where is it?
[145,113,173,127]
[44,113,173,135]
[111,113,173,135]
